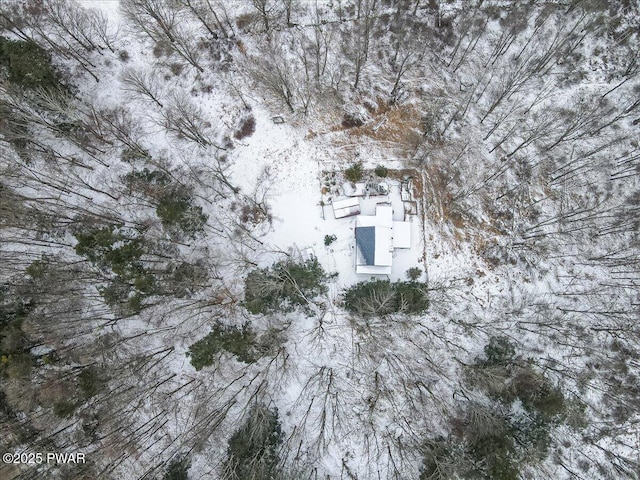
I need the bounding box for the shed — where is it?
[332,197,361,219]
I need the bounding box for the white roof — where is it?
[332,197,361,219]
[354,204,402,274]
[355,226,392,269]
[333,197,360,209]
[373,226,393,266]
[356,265,392,275]
[376,204,393,228]
[392,221,411,249]
[356,204,393,228]
[356,215,375,227]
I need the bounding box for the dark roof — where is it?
[355,226,375,265]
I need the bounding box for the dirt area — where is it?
[325,100,424,155]
[349,103,423,150]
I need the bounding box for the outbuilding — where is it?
[332,197,361,219]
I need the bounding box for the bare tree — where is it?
[251,0,277,33]
[249,43,298,113]
[177,0,229,38]
[122,0,205,72]
[346,0,377,90]
[43,0,115,53]
[160,93,223,149]
[121,68,165,108]
[121,0,179,44]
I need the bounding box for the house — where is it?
[355,225,393,274]
[355,204,411,275]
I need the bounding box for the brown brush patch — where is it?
[423,162,450,224]
[348,103,423,151]
[327,98,423,153]
[234,116,256,140]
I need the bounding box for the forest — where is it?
[0,0,639,479]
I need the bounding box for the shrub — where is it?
[342,112,364,128]
[124,168,170,195]
[187,324,258,369]
[239,200,270,226]
[163,456,190,480]
[483,336,516,366]
[53,400,76,418]
[374,165,389,177]
[26,259,50,279]
[244,259,328,314]
[234,115,256,139]
[395,281,430,314]
[469,431,518,480]
[75,226,156,313]
[0,288,34,380]
[2,352,33,379]
[120,147,151,163]
[0,36,60,89]
[344,162,364,183]
[511,414,552,460]
[236,13,257,32]
[512,371,565,420]
[419,437,464,480]
[458,404,522,480]
[406,267,422,281]
[156,189,208,238]
[534,386,565,420]
[169,262,208,298]
[78,366,105,399]
[343,280,428,317]
[169,63,183,76]
[324,234,337,246]
[224,405,282,480]
[0,324,28,356]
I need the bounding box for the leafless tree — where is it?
[177,0,230,38]
[43,0,116,53]
[345,0,377,89]
[121,0,179,44]
[249,42,299,113]
[251,0,278,33]
[160,93,221,148]
[121,68,165,108]
[122,0,205,72]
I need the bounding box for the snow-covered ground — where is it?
[228,104,425,287]
[2,1,640,479]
